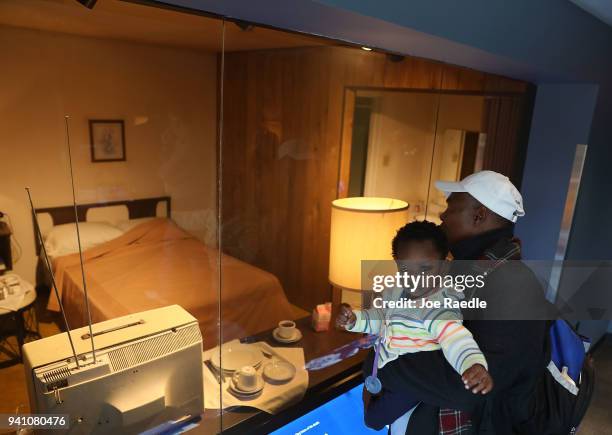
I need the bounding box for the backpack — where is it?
[528,319,595,434]
[474,247,595,434]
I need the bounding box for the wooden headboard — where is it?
[32,196,171,255]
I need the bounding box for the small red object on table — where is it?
[312,302,332,332]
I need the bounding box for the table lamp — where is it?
[329,197,409,308]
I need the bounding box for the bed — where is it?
[33,197,297,347]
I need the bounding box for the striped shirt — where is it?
[347,287,487,374]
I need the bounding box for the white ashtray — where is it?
[263,359,296,383]
[211,342,264,373]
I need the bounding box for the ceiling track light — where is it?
[75,0,98,9]
[387,53,405,63]
[234,20,255,32]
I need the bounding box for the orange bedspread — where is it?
[48,218,295,346]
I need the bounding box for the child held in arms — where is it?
[335,221,493,432]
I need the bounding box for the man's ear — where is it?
[473,205,487,226]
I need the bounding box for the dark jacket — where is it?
[368,228,553,434]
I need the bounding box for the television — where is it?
[22,305,203,434]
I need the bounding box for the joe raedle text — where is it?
[372,297,487,310]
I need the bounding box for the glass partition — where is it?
[1,0,224,432]
[1,1,535,433]
[219,26,364,433]
[218,25,533,431]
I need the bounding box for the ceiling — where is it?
[570,0,612,27]
[0,0,331,52]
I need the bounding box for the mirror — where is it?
[345,90,489,223]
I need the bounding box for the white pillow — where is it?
[115,217,156,233]
[44,222,124,257]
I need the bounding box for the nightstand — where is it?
[0,274,40,367]
[0,222,11,274]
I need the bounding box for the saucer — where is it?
[272,327,302,344]
[263,359,296,383]
[229,375,264,396]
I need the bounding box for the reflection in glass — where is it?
[218,28,532,430]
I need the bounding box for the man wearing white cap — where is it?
[371,171,552,434]
[436,170,525,249]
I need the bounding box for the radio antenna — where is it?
[64,115,96,363]
[26,188,81,368]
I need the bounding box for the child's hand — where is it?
[335,303,356,329]
[462,364,494,394]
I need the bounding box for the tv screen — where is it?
[270,384,387,435]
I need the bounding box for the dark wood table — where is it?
[0,281,40,368]
[190,316,370,434]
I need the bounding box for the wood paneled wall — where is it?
[221,46,531,310]
[482,96,534,187]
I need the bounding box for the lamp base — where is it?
[334,287,373,310]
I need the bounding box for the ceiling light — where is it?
[361,46,372,51]
[75,0,98,9]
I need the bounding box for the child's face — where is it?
[394,240,444,296]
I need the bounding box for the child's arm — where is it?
[337,287,400,334]
[425,318,493,393]
[426,318,488,376]
[346,307,384,335]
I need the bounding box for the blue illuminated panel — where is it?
[270,384,387,435]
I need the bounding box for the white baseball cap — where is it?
[435,170,525,223]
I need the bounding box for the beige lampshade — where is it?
[329,197,409,291]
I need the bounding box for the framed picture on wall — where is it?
[89,119,126,162]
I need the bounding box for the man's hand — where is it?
[462,364,494,394]
[335,303,356,329]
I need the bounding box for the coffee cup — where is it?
[232,365,258,391]
[277,320,297,339]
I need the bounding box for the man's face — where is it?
[439,192,480,245]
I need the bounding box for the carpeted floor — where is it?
[1,314,60,415]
